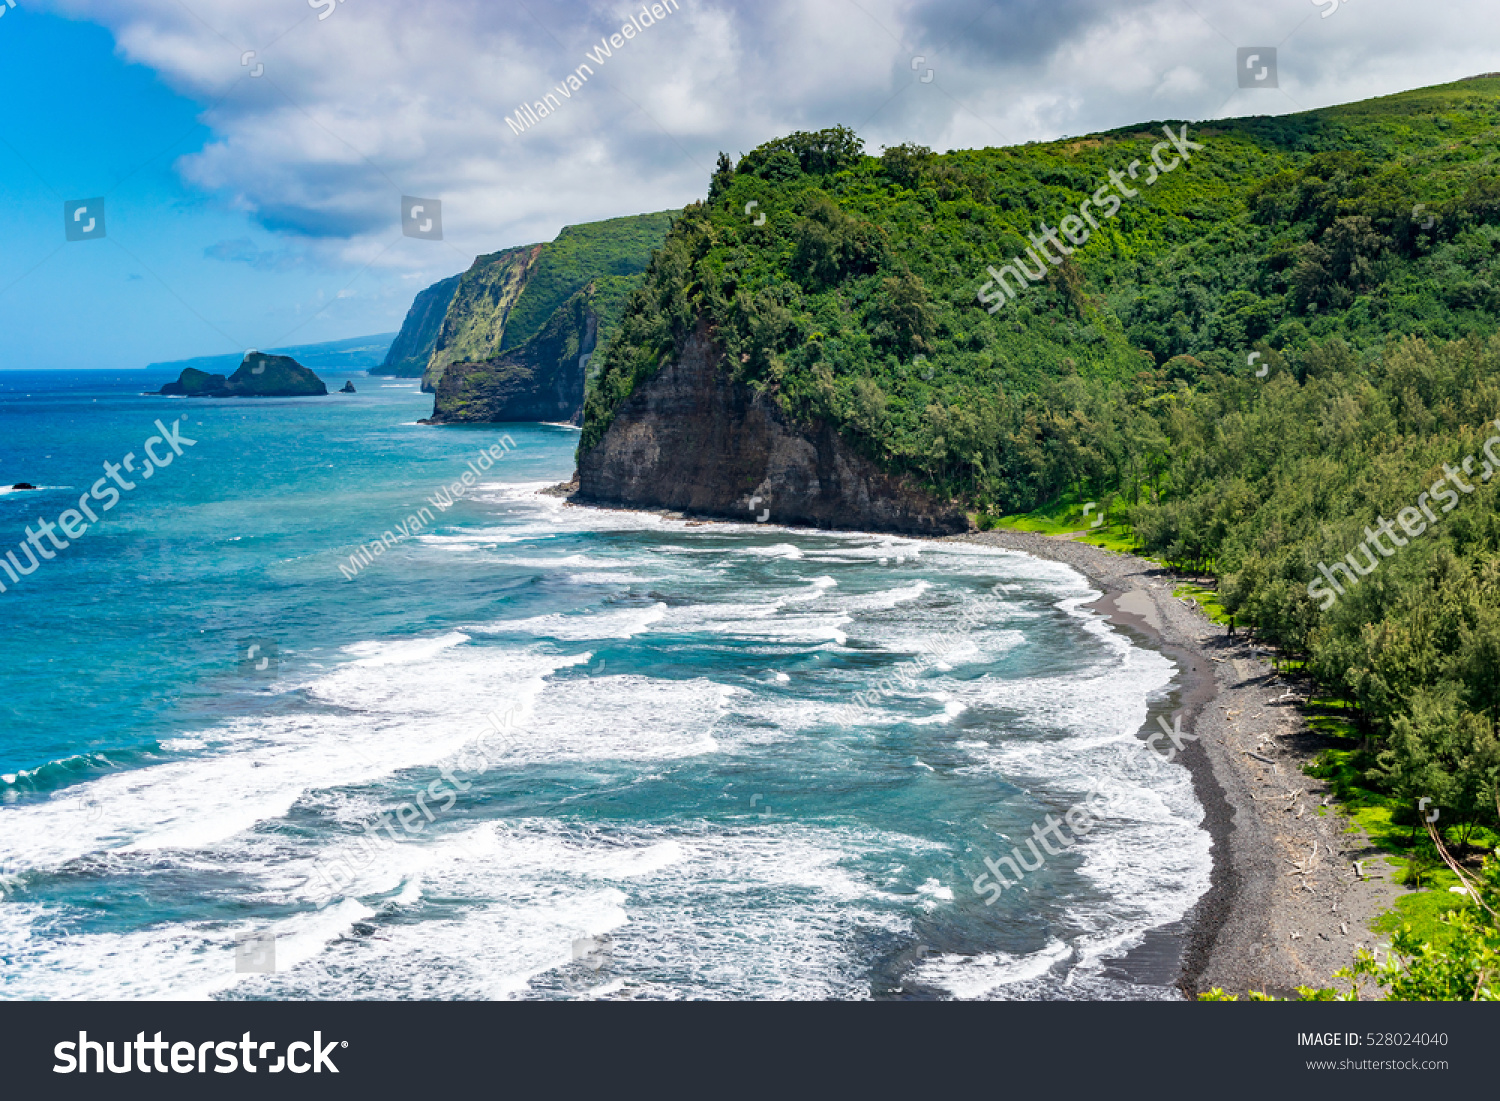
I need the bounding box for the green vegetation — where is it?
[1201,847,1500,1000]
[430,282,601,424]
[412,212,676,398]
[1174,583,1229,625]
[501,211,677,351]
[1306,704,1499,945]
[157,354,327,397]
[587,83,1500,468]
[423,244,539,387]
[582,77,1500,988]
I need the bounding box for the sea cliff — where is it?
[575,322,969,534]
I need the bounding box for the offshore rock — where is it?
[158,354,327,397]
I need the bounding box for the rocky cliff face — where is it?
[421,245,542,392]
[575,324,970,535]
[411,211,676,399]
[374,273,461,376]
[423,288,597,425]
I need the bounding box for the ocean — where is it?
[0,368,1210,1000]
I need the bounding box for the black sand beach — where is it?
[955,529,1403,998]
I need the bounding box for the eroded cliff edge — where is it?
[422,289,597,425]
[575,324,969,535]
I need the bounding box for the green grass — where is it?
[1076,524,1143,555]
[1373,889,1472,948]
[502,211,676,351]
[1173,582,1229,625]
[987,495,1107,535]
[1304,720,1497,945]
[986,496,1148,556]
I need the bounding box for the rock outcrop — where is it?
[409,210,676,400]
[423,285,598,425]
[340,380,357,393]
[372,274,462,377]
[158,353,327,397]
[575,324,970,535]
[421,245,542,394]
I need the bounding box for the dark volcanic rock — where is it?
[158,353,327,397]
[373,272,462,377]
[576,323,970,535]
[422,287,595,425]
[158,367,228,396]
[340,380,357,393]
[11,483,36,490]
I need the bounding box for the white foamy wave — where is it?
[248,819,919,1001]
[490,675,730,765]
[915,939,1074,999]
[490,555,635,570]
[0,898,375,1001]
[417,531,527,545]
[472,603,667,640]
[738,543,804,559]
[0,643,589,871]
[912,701,968,725]
[836,580,930,611]
[780,576,838,603]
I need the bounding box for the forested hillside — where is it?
[584,76,1500,845]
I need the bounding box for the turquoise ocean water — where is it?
[0,369,1209,999]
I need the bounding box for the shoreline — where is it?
[554,493,1400,996]
[953,529,1401,998]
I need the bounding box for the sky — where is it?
[1,0,1496,370]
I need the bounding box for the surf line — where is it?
[505,1,682,136]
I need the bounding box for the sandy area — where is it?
[953,529,1402,998]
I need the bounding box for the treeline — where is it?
[581,81,1500,830]
[1130,335,1500,835]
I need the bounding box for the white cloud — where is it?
[33,0,1500,277]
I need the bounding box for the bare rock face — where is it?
[422,287,597,426]
[576,325,969,535]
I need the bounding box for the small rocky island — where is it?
[340,380,357,393]
[157,352,328,397]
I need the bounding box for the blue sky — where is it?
[4,0,1499,370]
[0,8,468,369]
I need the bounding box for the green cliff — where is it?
[424,284,600,425]
[421,244,542,392]
[584,80,1500,470]
[416,210,675,416]
[497,211,677,351]
[373,274,461,376]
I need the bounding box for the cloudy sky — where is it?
[1,0,1494,368]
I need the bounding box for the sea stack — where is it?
[158,353,328,397]
[340,380,357,394]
